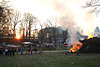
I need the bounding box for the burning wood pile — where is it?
[69,42,82,53]
[65,34,95,55]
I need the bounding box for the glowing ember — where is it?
[69,42,82,53]
[88,34,94,39]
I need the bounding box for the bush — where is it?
[80,37,100,53]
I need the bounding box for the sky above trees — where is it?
[2,0,100,36]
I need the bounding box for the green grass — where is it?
[0,53,100,67]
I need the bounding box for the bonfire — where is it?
[65,34,94,55]
[69,41,82,53]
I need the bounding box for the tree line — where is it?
[0,0,38,39]
[0,0,68,46]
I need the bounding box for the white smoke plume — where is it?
[54,0,100,46]
[60,16,82,46]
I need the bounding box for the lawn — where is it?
[0,53,100,67]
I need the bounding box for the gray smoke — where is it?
[59,16,84,46]
[94,27,100,37]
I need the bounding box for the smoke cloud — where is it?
[52,0,97,45]
[60,16,81,45]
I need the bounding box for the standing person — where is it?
[0,49,3,56]
[16,48,19,55]
[5,48,8,56]
[9,48,12,56]
[12,48,15,56]
[20,47,24,55]
[36,48,39,54]
[29,48,32,55]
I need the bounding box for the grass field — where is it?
[0,53,100,67]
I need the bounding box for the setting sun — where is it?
[15,34,21,40]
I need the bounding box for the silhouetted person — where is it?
[12,48,15,56]
[0,49,3,55]
[29,48,32,55]
[20,48,24,55]
[5,48,8,56]
[9,48,12,56]
[16,48,19,55]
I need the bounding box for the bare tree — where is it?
[19,20,25,39]
[23,13,37,39]
[38,18,57,44]
[46,18,57,45]
[0,0,12,39]
[10,10,21,37]
[0,0,11,28]
[84,0,100,14]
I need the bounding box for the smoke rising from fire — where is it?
[59,16,80,45]
[53,0,95,35]
[53,0,95,45]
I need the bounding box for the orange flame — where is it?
[88,34,94,39]
[69,42,82,53]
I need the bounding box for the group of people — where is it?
[0,48,15,56]
[0,47,40,56]
[25,48,40,55]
